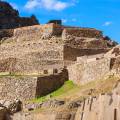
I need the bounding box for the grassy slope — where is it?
[30,75,120,103]
[31,81,79,103]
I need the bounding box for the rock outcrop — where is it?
[0,1,39,29]
[0,99,22,120]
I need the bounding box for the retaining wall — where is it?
[64,45,109,61]
[62,28,103,40]
[0,68,68,100]
[68,57,111,84]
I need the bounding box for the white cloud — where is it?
[25,0,69,11]
[62,19,68,23]
[71,18,77,22]
[25,0,38,9]
[10,2,19,10]
[103,21,112,26]
[62,18,77,24]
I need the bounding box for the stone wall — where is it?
[0,76,37,101]
[13,23,63,41]
[0,43,110,73]
[64,38,108,49]
[0,42,64,73]
[62,28,103,40]
[36,68,68,97]
[64,45,109,61]
[75,93,120,120]
[68,57,111,84]
[0,58,65,74]
[0,42,63,60]
[0,68,68,100]
[14,25,42,37]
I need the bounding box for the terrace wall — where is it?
[68,57,111,85]
[62,28,103,40]
[64,45,109,61]
[0,68,68,100]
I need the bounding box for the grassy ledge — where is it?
[29,75,120,103]
[30,80,79,103]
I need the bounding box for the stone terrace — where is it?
[0,22,116,74]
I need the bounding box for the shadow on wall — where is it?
[35,67,68,97]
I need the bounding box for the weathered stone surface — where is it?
[25,99,65,111]
[75,93,120,120]
[55,112,76,120]
[0,69,68,100]
[48,20,62,25]
[62,28,103,40]
[11,112,56,120]
[0,99,22,114]
[68,57,111,84]
[41,99,65,108]
[67,100,81,109]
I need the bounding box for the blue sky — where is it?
[4,0,120,42]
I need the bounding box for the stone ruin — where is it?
[0,68,68,101]
[0,1,120,120]
[0,0,119,106]
[48,20,62,25]
[74,93,120,120]
[0,18,118,101]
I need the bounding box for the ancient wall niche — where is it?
[44,70,48,74]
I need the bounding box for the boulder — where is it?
[0,99,22,114]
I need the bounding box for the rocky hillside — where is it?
[0,1,39,29]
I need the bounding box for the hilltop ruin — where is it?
[0,1,120,120]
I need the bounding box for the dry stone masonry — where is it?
[68,56,111,84]
[0,1,120,119]
[0,16,117,100]
[0,68,68,100]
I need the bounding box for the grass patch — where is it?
[30,80,78,103]
[0,72,45,78]
[77,75,120,98]
[27,75,120,103]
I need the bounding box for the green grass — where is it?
[51,80,77,97]
[0,72,45,78]
[27,75,120,106]
[30,80,78,103]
